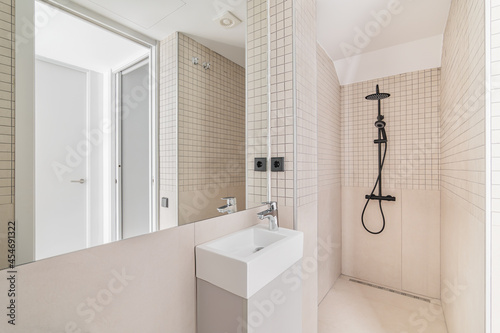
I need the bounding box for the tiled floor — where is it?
[318,276,448,333]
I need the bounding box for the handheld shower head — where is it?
[374,119,386,129]
[380,127,387,141]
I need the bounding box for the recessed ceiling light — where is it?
[213,11,242,29]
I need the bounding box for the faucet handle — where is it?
[222,197,236,205]
[261,201,277,210]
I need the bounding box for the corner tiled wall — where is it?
[318,47,341,191]
[441,1,486,222]
[177,33,246,225]
[268,1,319,331]
[490,0,500,331]
[341,69,441,191]
[269,0,294,207]
[0,0,14,206]
[159,32,178,229]
[440,0,485,332]
[246,0,268,207]
[292,0,319,331]
[294,0,317,208]
[317,44,342,303]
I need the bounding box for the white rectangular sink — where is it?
[196,224,303,299]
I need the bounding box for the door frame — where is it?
[112,54,158,241]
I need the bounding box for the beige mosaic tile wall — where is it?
[0,0,14,206]
[341,68,441,191]
[440,0,485,332]
[491,0,500,331]
[177,33,246,225]
[246,0,268,207]
[159,33,246,226]
[178,33,246,192]
[318,47,341,190]
[294,1,319,332]
[159,33,177,195]
[0,0,14,271]
[295,0,318,208]
[441,1,486,221]
[269,0,294,208]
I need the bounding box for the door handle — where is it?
[70,179,85,184]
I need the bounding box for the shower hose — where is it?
[361,140,388,235]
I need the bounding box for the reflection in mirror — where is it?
[0,0,269,269]
[160,32,247,228]
[34,1,154,260]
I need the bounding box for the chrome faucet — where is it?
[257,201,279,231]
[217,197,237,214]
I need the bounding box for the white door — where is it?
[117,60,152,239]
[35,59,88,260]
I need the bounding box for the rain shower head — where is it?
[365,85,390,100]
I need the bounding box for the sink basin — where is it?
[196,224,303,299]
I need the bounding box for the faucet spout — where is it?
[217,197,237,214]
[257,201,279,231]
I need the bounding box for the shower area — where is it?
[341,69,441,299]
[314,0,493,331]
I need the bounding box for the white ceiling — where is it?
[35,1,149,72]
[46,0,452,83]
[317,0,452,61]
[68,0,247,67]
[317,0,452,84]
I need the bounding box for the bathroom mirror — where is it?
[0,0,269,270]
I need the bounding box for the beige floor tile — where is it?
[318,276,448,333]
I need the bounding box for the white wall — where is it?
[0,207,263,332]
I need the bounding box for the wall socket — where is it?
[271,157,284,172]
[254,158,267,171]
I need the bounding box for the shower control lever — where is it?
[364,194,396,201]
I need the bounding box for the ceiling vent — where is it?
[214,11,242,29]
